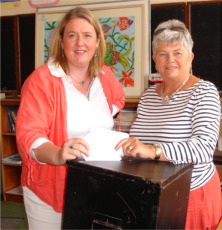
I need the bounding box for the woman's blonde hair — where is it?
[49,6,106,78]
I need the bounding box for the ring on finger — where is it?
[127,145,133,154]
[69,144,75,149]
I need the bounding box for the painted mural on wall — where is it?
[44,15,135,87]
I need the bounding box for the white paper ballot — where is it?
[82,128,129,161]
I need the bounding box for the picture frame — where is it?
[36,0,150,100]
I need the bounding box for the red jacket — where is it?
[16,63,125,212]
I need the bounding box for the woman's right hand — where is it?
[33,138,90,165]
[56,138,90,165]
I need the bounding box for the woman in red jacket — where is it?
[16,6,125,229]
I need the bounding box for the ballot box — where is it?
[63,160,192,229]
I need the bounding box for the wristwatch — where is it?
[154,144,162,160]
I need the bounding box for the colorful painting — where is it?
[44,21,58,62]
[100,16,135,87]
[36,0,150,99]
[43,16,135,88]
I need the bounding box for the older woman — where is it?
[116,19,221,229]
[16,6,125,229]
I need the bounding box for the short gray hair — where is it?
[152,19,194,55]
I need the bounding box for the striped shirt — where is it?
[130,80,221,190]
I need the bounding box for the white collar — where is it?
[47,58,105,77]
[47,58,66,78]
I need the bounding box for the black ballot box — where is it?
[63,160,192,229]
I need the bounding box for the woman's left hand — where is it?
[115,136,153,159]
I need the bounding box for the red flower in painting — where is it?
[116,17,133,31]
[119,70,134,87]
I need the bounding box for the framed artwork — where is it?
[36,0,150,99]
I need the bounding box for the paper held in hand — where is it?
[82,128,129,161]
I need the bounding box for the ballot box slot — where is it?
[91,212,122,229]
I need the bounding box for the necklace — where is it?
[160,75,190,105]
[79,80,86,86]
[72,77,87,87]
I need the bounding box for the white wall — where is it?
[0,0,209,16]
